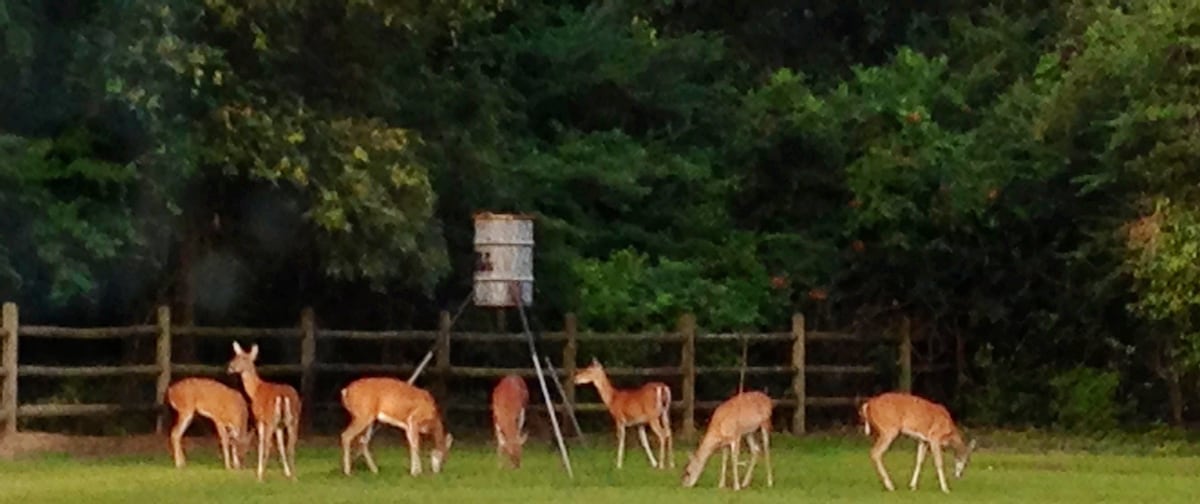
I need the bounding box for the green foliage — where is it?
[1050,367,1123,433]
[0,132,141,304]
[208,102,447,290]
[13,0,1200,432]
[573,247,773,333]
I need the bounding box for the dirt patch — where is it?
[0,431,351,460]
[0,431,170,460]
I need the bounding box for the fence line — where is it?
[0,302,930,438]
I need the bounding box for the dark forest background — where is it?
[4,0,1200,434]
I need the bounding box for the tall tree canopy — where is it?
[5,0,1200,429]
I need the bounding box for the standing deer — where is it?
[165,377,251,470]
[681,390,774,490]
[860,392,976,494]
[227,342,302,481]
[340,377,454,476]
[491,375,529,468]
[574,358,673,469]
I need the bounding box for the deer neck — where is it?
[432,418,448,452]
[683,436,721,485]
[237,369,264,401]
[948,431,968,454]
[590,372,617,409]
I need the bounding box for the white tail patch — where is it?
[659,385,672,427]
[861,403,871,435]
[283,396,294,424]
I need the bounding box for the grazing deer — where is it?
[860,392,977,494]
[227,342,302,481]
[166,377,251,470]
[574,358,673,469]
[340,377,454,476]
[491,375,529,468]
[681,390,774,490]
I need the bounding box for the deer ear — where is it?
[232,341,244,355]
[249,344,259,360]
[591,357,600,366]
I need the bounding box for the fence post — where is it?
[155,306,172,434]
[2,302,16,435]
[562,313,577,409]
[436,310,451,400]
[300,307,316,430]
[679,313,696,439]
[898,315,912,393]
[791,313,806,435]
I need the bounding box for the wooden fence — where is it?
[0,302,925,438]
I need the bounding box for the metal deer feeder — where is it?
[472,212,535,308]
[474,212,576,477]
[407,212,576,477]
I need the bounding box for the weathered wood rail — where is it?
[1,302,932,437]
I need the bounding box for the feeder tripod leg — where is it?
[408,297,472,385]
[515,304,574,478]
[543,356,585,443]
[408,348,436,384]
[529,344,574,478]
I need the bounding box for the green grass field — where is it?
[2,433,1198,503]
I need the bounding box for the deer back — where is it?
[864,392,959,441]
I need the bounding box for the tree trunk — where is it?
[1165,368,1185,427]
[1150,339,1186,427]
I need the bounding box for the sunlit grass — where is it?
[2,433,1198,503]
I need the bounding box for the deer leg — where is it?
[731,438,742,491]
[359,423,379,474]
[910,441,928,490]
[741,433,761,488]
[649,417,671,470]
[666,424,675,469]
[931,442,950,493]
[870,430,899,491]
[615,423,626,469]
[231,427,244,470]
[341,417,373,475]
[217,424,233,470]
[275,426,292,478]
[256,422,269,482]
[761,426,773,488]
[406,426,423,476]
[719,445,729,488]
[169,409,194,469]
[638,426,659,468]
[494,424,505,468]
[286,422,298,479]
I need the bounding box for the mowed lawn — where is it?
[1,433,1198,503]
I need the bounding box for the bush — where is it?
[1049,366,1122,433]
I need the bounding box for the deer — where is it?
[860,392,977,494]
[491,375,529,469]
[227,342,302,481]
[339,376,454,477]
[165,377,252,470]
[574,358,673,469]
[681,390,774,490]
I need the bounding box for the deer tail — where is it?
[659,385,672,431]
[860,402,871,435]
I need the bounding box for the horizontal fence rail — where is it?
[0,302,930,437]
